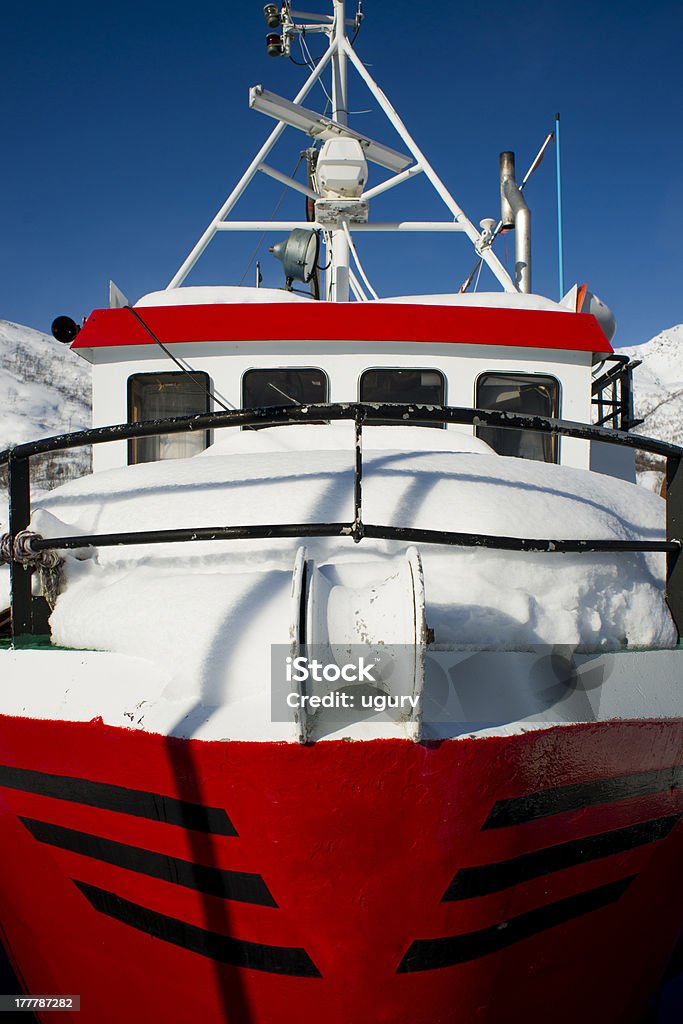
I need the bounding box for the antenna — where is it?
[555,112,565,299]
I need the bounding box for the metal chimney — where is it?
[499,151,531,293]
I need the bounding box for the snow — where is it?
[22,424,672,664]
[621,324,683,459]
[0,420,670,740]
[133,288,572,312]
[378,292,571,312]
[0,319,92,607]
[639,471,665,495]
[135,286,313,307]
[0,319,91,451]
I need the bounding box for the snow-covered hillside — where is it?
[617,324,683,490]
[622,323,683,454]
[0,319,91,448]
[0,319,91,500]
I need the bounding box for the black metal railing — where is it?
[1,402,681,640]
[592,354,643,430]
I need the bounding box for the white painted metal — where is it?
[348,267,368,301]
[288,8,355,25]
[299,547,425,740]
[166,42,336,289]
[2,643,681,742]
[342,220,379,299]
[258,163,318,199]
[342,37,516,293]
[4,645,681,742]
[332,0,348,129]
[289,545,308,743]
[88,341,592,474]
[406,545,426,742]
[350,221,467,232]
[361,164,423,201]
[316,139,368,198]
[289,10,334,23]
[330,0,350,302]
[214,221,468,232]
[248,86,410,172]
[108,281,130,309]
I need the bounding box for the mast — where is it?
[166,0,517,298]
[328,0,350,301]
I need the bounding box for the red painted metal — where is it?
[0,717,681,1023]
[71,304,613,355]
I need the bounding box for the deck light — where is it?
[263,4,281,28]
[51,315,80,344]
[270,228,319,286]
[266,32,283,57]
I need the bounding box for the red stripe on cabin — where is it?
[71,303,613,354]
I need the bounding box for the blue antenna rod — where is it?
[555,111,565,298]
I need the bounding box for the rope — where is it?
[0,533,12,564]
[0,531,63,570]
[1,530,65,611]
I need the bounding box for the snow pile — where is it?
[136,286,312,307]
[379,292,569,312]
[25,425,673,697]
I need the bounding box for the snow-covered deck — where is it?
[2,422,677,741]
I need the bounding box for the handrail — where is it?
[2,402,682,640]
[2,402,683,464]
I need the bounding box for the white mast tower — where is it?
[166,1,517,301]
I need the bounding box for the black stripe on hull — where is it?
[444,814,681,901]
[20,817,276,908]
[0,764,236,836]
[484,765,683,829]
[73,880,321,978]
[398,875,634,973]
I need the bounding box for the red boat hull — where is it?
[0,716,681,1023]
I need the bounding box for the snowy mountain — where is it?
[622,324,683,448]
[0,319,91,503]
[620,324,683,486]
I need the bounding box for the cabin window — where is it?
[475,372,560,462]
[359,368,446,426]
[242,368,328,413]
[127,372,211,465]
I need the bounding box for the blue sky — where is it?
[2,0,681,346]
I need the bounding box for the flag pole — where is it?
[555,111,565,298]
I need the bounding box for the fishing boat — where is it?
[1,2,682,1021]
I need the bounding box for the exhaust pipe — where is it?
[500,152,531,293]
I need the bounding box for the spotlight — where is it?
[266,32,283,57]
[263,4,281,29]
[270,229,320,286]
[51,315,81,345]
